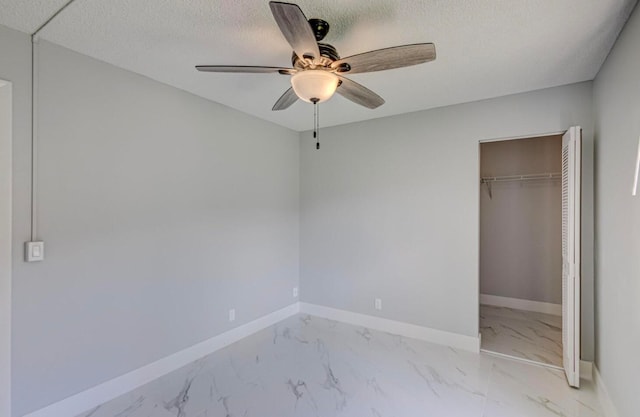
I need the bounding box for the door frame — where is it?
[0,79,12,416]
[476,129,569,366]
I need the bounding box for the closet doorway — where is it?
[478,129,582,386]
[480,134,563,368]
[479,134,563,367]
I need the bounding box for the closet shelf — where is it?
[480,172,561,183]
[481,172,561,199]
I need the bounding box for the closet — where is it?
[479,134,563,368]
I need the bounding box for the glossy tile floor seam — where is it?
[479,363,494,417]
[480,304,563,367]
[77,313,602,417]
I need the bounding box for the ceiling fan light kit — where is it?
[290,70,339,103]
[196,1,436,147]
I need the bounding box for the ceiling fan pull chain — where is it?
[312,98,320,149]
[316,102,320,149]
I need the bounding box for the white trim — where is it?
[479,130,566,144]
[580,360,593,381]
[299,303,480,353]
[0,81,12,417]
[594,365,620,417]
[481,349,563,370]
[23,303,300,417]
[480,294,562,316]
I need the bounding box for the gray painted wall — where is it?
[593,3,640,417]
[300,82,595,359]
[480,136,562,304]
[0,80,13,417]
[2,29,300,416]
[0,23,31,417]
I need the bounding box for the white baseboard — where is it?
[299,302,480,353]
[23,303,300,417]
[579,360,593,381]
[480,294,562,316]
[26,302,484,417]
[594,365,620,417]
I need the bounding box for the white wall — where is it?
[2,30,301,416]
[300,82,595,358]
[593,2,640,416]
[0,80,13,417]
[480,136,562,304]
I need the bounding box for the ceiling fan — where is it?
[195,1,436,112]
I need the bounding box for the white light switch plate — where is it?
[25,241,44,262]
[632,136,639,196]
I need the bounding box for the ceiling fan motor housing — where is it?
[292,43,340,69]
[289,18,340,69]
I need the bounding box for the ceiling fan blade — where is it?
[196,65,296,74]
[336,76,385,109]
[269,1,320,62]
[272,87,299,111]
[331,43,436,74]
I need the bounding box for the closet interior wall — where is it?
[480,135,563,305]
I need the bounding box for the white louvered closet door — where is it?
[562,126,581,388]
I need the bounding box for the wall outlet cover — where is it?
[374,298,382,311]
[228,309,236,322]
[293,287,299,297]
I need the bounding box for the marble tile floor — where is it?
[78,314,601,417]
[480,304,563,368]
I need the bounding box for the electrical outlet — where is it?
[293,287,299,298]
[228,309,236,322]
[374,298,382,311]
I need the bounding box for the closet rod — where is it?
[481,172,561,199]
[480,172,561,183]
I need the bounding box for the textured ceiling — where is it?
[0,0,637,131]
[0,0,70,33]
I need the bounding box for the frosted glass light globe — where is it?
[290,70,339,103]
